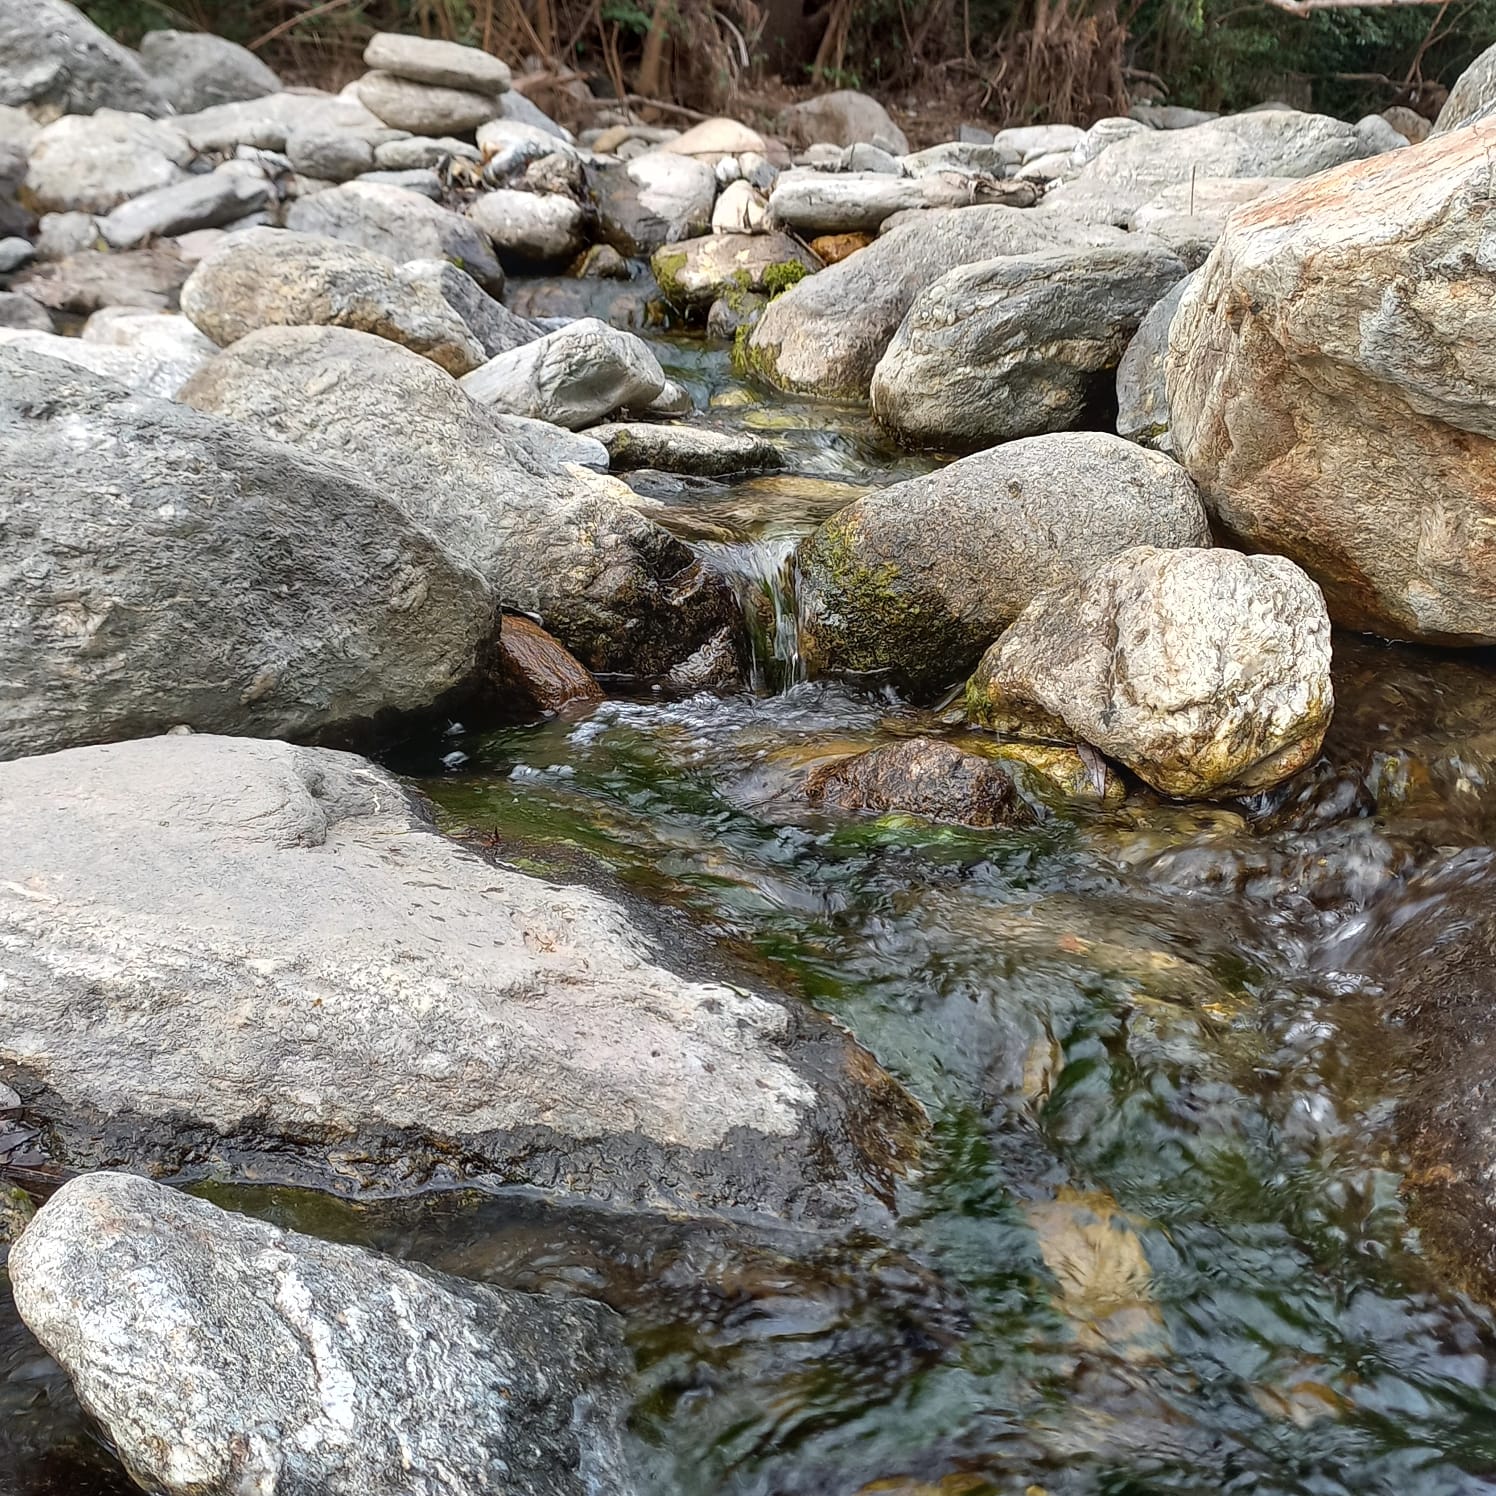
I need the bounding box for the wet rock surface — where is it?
[804,736,1040,828]
[11,1172,634,1496]
[0,733,921,1219]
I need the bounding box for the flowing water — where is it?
[8,325,1496,1495]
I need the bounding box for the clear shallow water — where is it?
[8,330,1496,1495]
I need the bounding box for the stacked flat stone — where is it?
[353,33,512,135]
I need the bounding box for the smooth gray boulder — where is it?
[10,242,189,313]
[1054,109,1365,218]
[12,1171,632,1496]
[98,169,270,249]
[795,432,1210,695]
[364,31,512,93]
[285,124,385,180]
[0,0,170,117]
[0,347,494,760]
[778,90,909,154]
[871,239,1187,448]
[396,255,537,357]
[23,111,194,214]
[591,152,717,256]
[0,313,213,396]
[0,735,921,1219]
[1435,40,1496,132]
[375,133,480,169]
[1116,272,1194,451]
[589,422,781,475]
[287,180,504,290]
[745,204,1127,399]
[1355,112,1409,155]
[965,546,1334,798]
[355,71,502,135]
[469,187,587,263]
[174,90,384,153]
[139,29,281,113]
[181,227,485,373]
[460,317,665,429]
[180,325,731,674]
[767,168,1036,235]
[1127,174,1289,268]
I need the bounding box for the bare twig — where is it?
[249,0,358,51]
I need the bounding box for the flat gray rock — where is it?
[0,346,494,759]
[0,309,214,395]
[181,226,485,374]
[174,90,385,153]
[364,31,512,93]
[0,0,170,117]
[768,168,1035,235]
[180,324,733,675]
[139,29,280,113]
[871,239,1187,448]
[0,734,922,1220]
[287,180,504,291]
[795,431,1210,695]
[99,170,270,250]
[355,70,503,135]
[11,1171,633,1496]
[24,110,194,215]
[460,316,665,429]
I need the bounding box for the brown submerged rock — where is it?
[496,614,603,713]
[804,737,1039,829]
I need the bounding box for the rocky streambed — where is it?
[7,10,1496,1496]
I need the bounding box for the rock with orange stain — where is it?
[495,614,603,713]
[1168,124,1496,644]
[809,231,872,263]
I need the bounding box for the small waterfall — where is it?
[696,535,807,694]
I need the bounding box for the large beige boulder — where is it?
[966,547,1333,799]
[1168,125,1496,643]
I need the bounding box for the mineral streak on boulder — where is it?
[10,1171,635,1496]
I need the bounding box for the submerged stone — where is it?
[804,736,1040,829]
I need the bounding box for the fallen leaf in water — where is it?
[1025,1188,1169,1362]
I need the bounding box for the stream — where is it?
[6,319,1496,1496]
